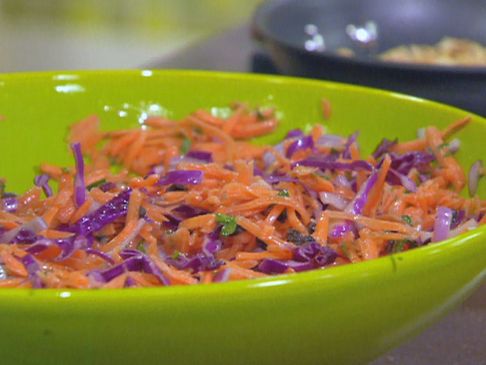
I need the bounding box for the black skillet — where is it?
[252,0,486,116]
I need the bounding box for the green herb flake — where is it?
[171,250,181,260]
[137,242,146,253]
[393,241,406,253]
[87,179,107,191]
[388,240,411,254]
[303,123,313,134]
[215,213,238,236]
[277,189,290,197]
[287,228,314,245]
[180,138,192,154]
[210,106,232,119]
[401,215,413,226]
[438,142,449,150]
[314,171,331,180]
[340,242,351,259]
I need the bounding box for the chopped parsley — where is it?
[277,189,290,197]
[215,213,238,236]
[87,179,107,191]
[438,142,449,151]
[287,228,314,245]
[387,239,416,254]
[314,171,331,180]
[180,138,192,154]
[340,242,351,260]
[210,106,232,119]
[390,240,406,253]
[401,215,413,226]
[137,242,146,253]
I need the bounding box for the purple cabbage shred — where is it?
[71,142,86,207]
[158,170,203,186]
[65,189,131,236]
[286,135,314,158]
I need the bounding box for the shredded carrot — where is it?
[0,102,483,289]
[321,97,332,120]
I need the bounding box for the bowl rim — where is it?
[0,68,485,298]
[252,0,486,75]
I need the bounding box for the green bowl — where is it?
[0,70,485,365]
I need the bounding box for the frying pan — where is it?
[252,0,486,116]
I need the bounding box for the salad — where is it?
[0,102,484,288]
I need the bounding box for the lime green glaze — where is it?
[0,70,485,365]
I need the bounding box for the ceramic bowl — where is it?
[0,70,485,365]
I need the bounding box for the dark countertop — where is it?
[148,24,486,365]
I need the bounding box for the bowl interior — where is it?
[1,70,485,196]
[0,70,485,365]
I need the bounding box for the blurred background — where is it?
[0,0,261,71]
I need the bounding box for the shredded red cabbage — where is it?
[66,189,131,236]
[12,229,38,244]
[346,170,378,215]
[85,248,115,264]
[293,242,338,266]
[373,138,398,159]
[172,204,208,219]
[213,268,231,283]
[389,152,435,175]
[162,215,181,231]
[292,157,372,171]
[433,206,453,242]
[286,135,314,158]
[94,249,169,285]
[34,174,53,197]
[259,243,337,274]
[265,173,299,184]
[316,134,345,149]
[71,142,86,207]
[124,276,138,287]
[285,129,304,139]
[387,169,418,192]
[2,217,47,243]
[1,194,18,212]
[167,252,222,273]
[186,150,213,163]
[55,235,87,261]
[330,221,357,239]
[319,191,349,210]
[99,182,116,192]
[21,254,43,288]
[25,239,51,254]
[342,132,359,159]
[258,259,288,274]
[158,170,203,186]
[450,209,465,230]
